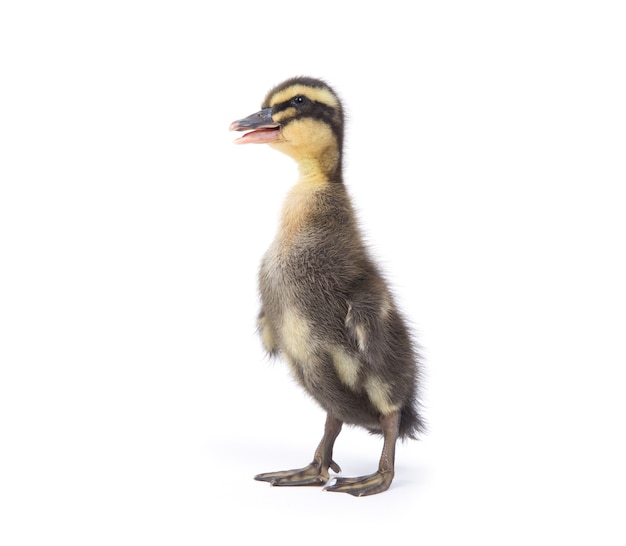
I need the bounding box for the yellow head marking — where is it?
[269,84,339,109]
[272,107,297,124]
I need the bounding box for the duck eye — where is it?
[292,95,306,105]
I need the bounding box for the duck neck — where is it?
[297,153,343,185]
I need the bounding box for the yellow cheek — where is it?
[280,119,337,156]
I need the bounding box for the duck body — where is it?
[230,76,424,495]
[259,179,421,438]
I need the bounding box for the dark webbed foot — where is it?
[255,411,403,496]
[254,460,341,487]
[255,414,343,487]
[325,410,401,497]
[325,470,393,496]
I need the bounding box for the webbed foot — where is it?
[324,469,394,496]
[254,460,341,487]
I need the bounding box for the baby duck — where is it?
[230,76,424,496]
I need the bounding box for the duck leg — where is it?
[254,414,343,487]
[325,409,400,496]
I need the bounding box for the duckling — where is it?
[229,76,424,496]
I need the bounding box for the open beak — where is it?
[229,107,281,144]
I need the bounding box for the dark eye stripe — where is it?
[274,98,327,114]
[271,98,343,144]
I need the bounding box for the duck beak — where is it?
[229,107,281,144]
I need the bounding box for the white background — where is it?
[1,1,625,544]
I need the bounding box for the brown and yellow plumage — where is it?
[230,76,424,496]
